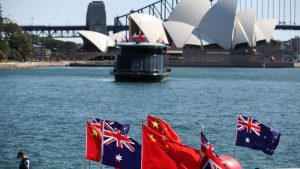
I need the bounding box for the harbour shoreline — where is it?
[0,61,114,69]
[1,61,299,70]
[0,61,70,69]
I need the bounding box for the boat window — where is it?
[115,46,165,71]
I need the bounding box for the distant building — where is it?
[33,44,51,61]
[86,1,107,34]
[128,0,277,50]
[44,49,52,60]
[291,36,300,54]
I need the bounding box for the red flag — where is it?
[138,31,145,42]
[142,124,179,168]
[142,124,200,169]
[167,141,200,169]
[86,121,102,162]
[147,115,182,143]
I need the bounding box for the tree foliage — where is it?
[0,3,78,61]
[0,4,34,61]
[0,3,9,61]
[32,36,78,55]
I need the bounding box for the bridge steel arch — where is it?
[19,0,300,38]
[114,0,300,30]
[114,0,179,27]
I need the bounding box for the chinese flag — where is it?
[166,141,200,169]
[142,124,200,169]
[147,115,182,143]
[86,121,102,162]
[142,124,179,168]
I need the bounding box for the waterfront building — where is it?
[291,36,300,54]
[44,49,52,60]
[78,30,114,53]
[33,44,51,61]
[129,13,169,44]
[128,0,277,50]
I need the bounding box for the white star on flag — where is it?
[245,137,250,143]
[115,154,122,162]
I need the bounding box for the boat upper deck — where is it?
[116,42,169,48]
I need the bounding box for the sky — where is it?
[1,0,300,42]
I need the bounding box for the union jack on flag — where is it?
[103,121,135,152]
[200,131,225,169]
[101,121,141,169]
[92,117,130,135]
[237,115,261,136]
[235,114,281,156]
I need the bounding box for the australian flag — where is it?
[235,115,281,156]
[200,131,225,169]
[101,121,141,169]
[92,117,130,135]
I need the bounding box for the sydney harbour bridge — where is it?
[20,0,300,38]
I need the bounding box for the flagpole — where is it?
[200,125,203,150]
[233,114,238,158]
[100,120,105,169]
[141,120,144,169]
[85,122,87,167]
[85,121,89,169]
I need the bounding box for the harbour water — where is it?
[0,67,299,168]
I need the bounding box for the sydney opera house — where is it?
[79,0,283,67]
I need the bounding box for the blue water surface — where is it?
[0,67,299,169]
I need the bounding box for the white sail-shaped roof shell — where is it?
[78,30,114,52]
[255,19,277,42]
[233,20,249,47]
[254,25,267,43]
[184,34,202,46]
[129,14,169,44]
[191,0,238,49]
[185,30,215,46]
[163,21,195,48]
[233,9,256,48]
[168,0,210,27]
[109,31,126,43]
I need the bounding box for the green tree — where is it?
[35,36,77,55]
[0,3,9,61]
[8,30,33,61]
[1,20,34,61]
[0,40,9,60]
[0,2,2,16]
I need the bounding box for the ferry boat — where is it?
[113,42,171,82]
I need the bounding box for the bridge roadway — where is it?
[20,25,129,38]
[20,24,300,38]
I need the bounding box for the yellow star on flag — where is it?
[92,129,98,136]
[151,120,159,128]
[162,136,167,142]
[165,144,169,150]
[148,134,157,142]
